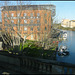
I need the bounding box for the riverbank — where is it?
[2,39,57,60]
[59,26,75,31]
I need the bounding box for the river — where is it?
[56,30,75,65]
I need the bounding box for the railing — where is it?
[18,55,75,74]
[0,53,75,74]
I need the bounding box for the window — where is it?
[37,27,40,31]
[30,13,33,18]
[20,24,23,26]
[52,9,55,13]
[0,28,2,30]
[13,17,16,19]
[24,27,27,31]
[24,20,27,23]
[18,20,19,23]
[31,16,33,19]
[44,13,47,16]
[45,27,47,30]
[48,25,49,28]
[30,20,33,23]
[25,16,29,19]
[30,13,33,16]
[52,9,55,16]
[4,24,7,26]
[24,13,27,16]
[5,28,7,31]
[31,27,33,31]
[37,13,40,16]
[17,13,20,17]
[37,17,38,18]
[11,20,14,23]
[34,17,35,19]
[37,20,40,23]
[11,13,14,17]
[5,19,7,22]
[4,13,7,17]
[23,17,25,19]
[45,19,47,24]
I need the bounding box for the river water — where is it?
[56,30,75,65]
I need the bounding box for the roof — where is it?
[70,20,75,22]
[1,4,56,11]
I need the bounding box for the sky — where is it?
[0,1,75,23]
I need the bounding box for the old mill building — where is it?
[1,4,56,41]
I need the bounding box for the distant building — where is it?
[61,19,75,28]
[1,4,56,41]
[61,19,70,28]
[69,20,75,28]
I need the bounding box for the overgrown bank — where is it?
[2,40,58,60]
[59,26,75,31]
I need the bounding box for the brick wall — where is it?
[2,9,51,41]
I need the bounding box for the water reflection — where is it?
[56,30,75,64]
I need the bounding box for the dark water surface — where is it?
[56,30,75,65]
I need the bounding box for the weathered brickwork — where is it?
[1,5,51,41]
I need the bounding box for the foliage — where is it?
[5,40,56,60]
[22,40,56,59]
[20,43,23,51]
[23,40,43,57]
[8,47,13,51]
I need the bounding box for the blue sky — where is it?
[0,1,75,23]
